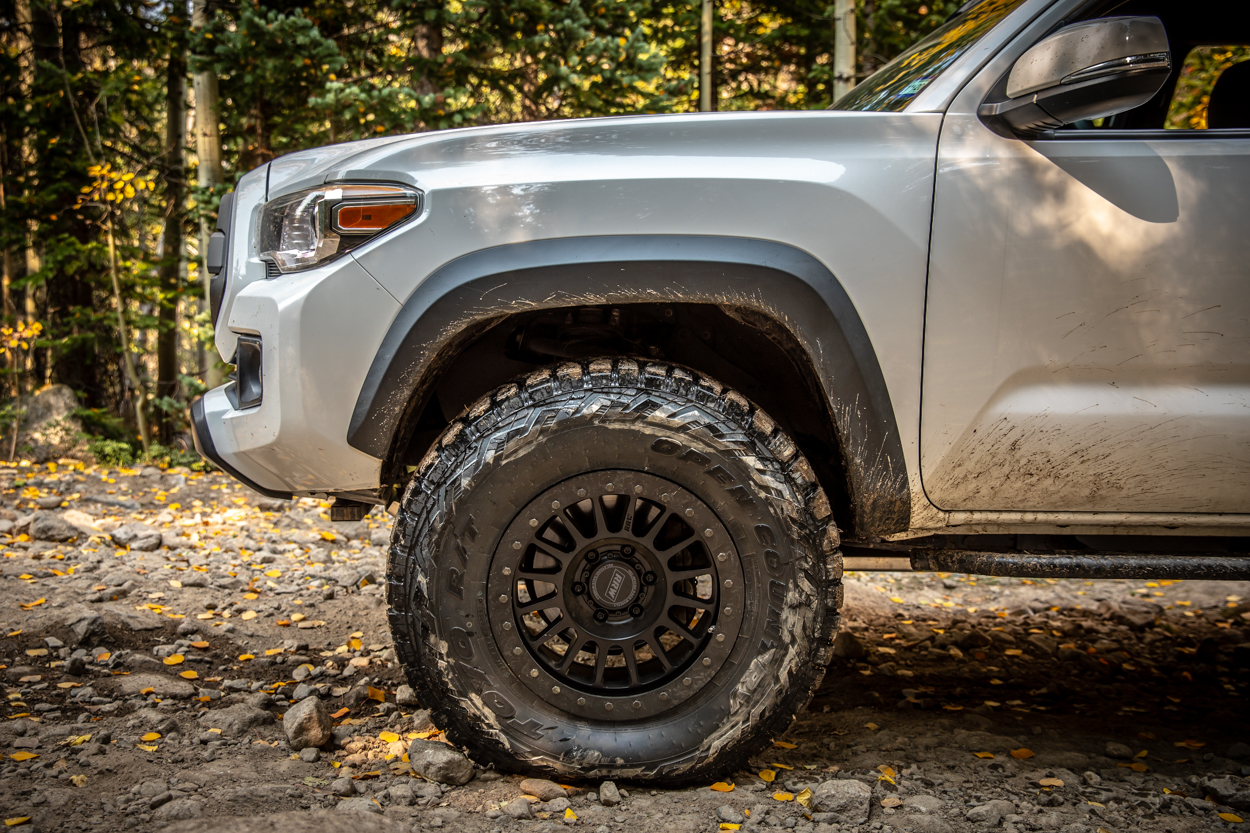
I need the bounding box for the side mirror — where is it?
[980,16,1171,137]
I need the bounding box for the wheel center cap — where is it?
[588,561,639,610]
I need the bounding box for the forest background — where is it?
[0,0,1242,467]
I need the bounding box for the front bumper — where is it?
[190,395,292,499]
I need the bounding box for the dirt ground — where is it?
[0,461,1247,833]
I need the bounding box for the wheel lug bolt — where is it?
[593,610,608,622]
[572,582,586,595]
[586,551,599,563]
[629,604,644,617]
[643,572,657,585]
[622,545,633,556]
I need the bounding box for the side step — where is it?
[908,550,1250,581]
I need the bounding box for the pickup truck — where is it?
[192,0,1250,782]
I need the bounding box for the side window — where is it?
[1166,47,1250,129]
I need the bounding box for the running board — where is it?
[907,550,1250,581]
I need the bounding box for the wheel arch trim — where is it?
[348,234,909,535]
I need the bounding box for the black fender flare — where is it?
[349,235,909,535]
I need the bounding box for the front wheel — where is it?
[387,358,842,782]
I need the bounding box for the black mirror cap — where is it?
[979,63,1171,137]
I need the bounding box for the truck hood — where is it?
[264,109,918,200]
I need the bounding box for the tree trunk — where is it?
[191,0,224,388]
[157,43,187,443]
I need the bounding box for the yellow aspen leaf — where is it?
[265,648,284,656]
[769,763,793,770]
[291,613,306,622]
[864,722,880,731]
[243,593,258,600]
[1039,778,1064,787]
[136,744,158,752]
[66,735,91,746]
[877,765,896,778]
[974,752,995,759]
[25,649,47,657]
[710,782,735,792]
[56,682,80,689]
[240,611,258,621]
[9,752,38,761]
[720,825,741,831]
[163,654,184,666]
[1178,739,1205,749]
[349,638,362,650]
[773,792,794,802]
[379,732,400,743]
[1130,763,1148,772]
[141,732,162,741]
[238,654,255,661]
[70,774,87,787]
[320,532,336,541]
[890,596,905,603]
[276,619,291,627]
[179,670,199,680]
[881,797,902,808]
[265,569,281,577]
[331,708,350,719]
[5,817,31,827]
[168,580,182,588]
[367,686,386,702]
[1218,812,1243,823]
[773,740,798,749]
[1010,749,1035,759]
[795,788,812,808]
[565,809,578,821]
[140,687,155,695]
[1004,648,1024,656]
[196,612,215,620]
[759,770,776,782]
[18,598,45,610]
[190,641,209,649]
[1134,750,1149,758]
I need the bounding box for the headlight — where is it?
[258,183,421,273]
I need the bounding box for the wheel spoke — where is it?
[669,567,710,583]
[661,614,698,642]
[622,644,642,687]
[592,646,608,688]
[556,634,589,674]
[645,635,674,671]
[523,617,564,648]
[516,592,562,616]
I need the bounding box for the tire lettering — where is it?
[482,690,516,719]
[446,567,465,600]
[506,718,549,739]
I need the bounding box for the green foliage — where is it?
[139,441,204,470]
[1168,47,1250,129]
[88,438,136,468]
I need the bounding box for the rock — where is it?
[119,673,195,699]
[966,799,1016,826]
[395,684,419,706]
[18,384,87,462]
[111,522,162,551]
[159,810,414,833]
[502,797,534,820]
[152,797,204,821]
[1104,741,1134,760]
[283,695,331,749]
[546,797,571,814]
[520,779,568,801]
[386,783,415,806]
[1082,771,1101,786]
[1227,742,1250,761]
[809,779,871,822]
[717,805,746,824]
[337,796,382,814]
[331,778,356,797]
[126,708,179,736]
[406,738,474,785]
[298,747,320,763]
[904,794,944,814]
[413,782,442,800]
[65,612,104,646]
[831,630,868,659]
[199,703,272,737]
[292,683,315,701]
[30,511,77,541]
[1201,776,1250,810]
[599,780,621,806]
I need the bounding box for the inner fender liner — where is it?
[349,234,909,536]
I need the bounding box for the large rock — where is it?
[406,738,474,785]
[111,522,162,551]
[17,384,88,462]
[119,673,196,699]
[283,695,331,749]
[199,703,273,738]
[337,796,382,815]
[966,799,1016,826]
[152,798,204,821]
[809,779,872,823]
[30,511,79,542]
[519,779,567,801]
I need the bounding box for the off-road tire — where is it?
[387,357,842,782]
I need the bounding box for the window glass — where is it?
[1166,46,1250,129]
[833,0,1028,112]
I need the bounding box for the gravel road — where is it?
[0,461,1247,833]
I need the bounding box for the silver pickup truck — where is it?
[192,0,1249,782]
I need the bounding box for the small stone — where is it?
[904,795,943,814]
[283,695,332,749]
[386,783,415,806]
[292,683,315,701]
[396,684,419,707]
[1082,771,1101,786]
[1105,741,1134,760]
[119,673,195,699]
[199,703,272,738]
[809,779,871,822]
[331,777,356,797]
[599,781,621,806]
[966,799,1015,826]
[717,805,745,824]
[1227,742,1250,761]
[520,778,568,801]
[337,796,382,814]
[110,522,162,551]
[407,738,474,785]
[502,797,534,820]
[830,630,868,659]
[152,797,204,821]
[545,797,571,814]
[30,512,78,542]
[299,747,321,763]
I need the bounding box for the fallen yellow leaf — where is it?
[136,744,158,752]
[240,611,257,621]
[141,732,162,741]
[564,809,578,821]
[1039,777,1064,787]
[331,707,350,719]
[140,687,155,695]
[70,774,87,787]
[4,817,31,827]
[1218,812,1243,823]
[864,722,879,731]
[24,649,47,658]
[238,654,255,661]
[974,752,995,759]
[710,782,735,792]
[1130,762,1148,772]
[264,569,281,577]
[18,598,45,610]
[291,613,306,623]
[773,792,794,802]
[265,648,284,656]
[367,686,386,702]
[349,638,362,651]
[179,670,199,680]
[9,752,38,761]
[379,731,400,743]
[66,735,91,746]
[759,769,775,782]
[168,580,182,588]
[881,797,902,808]
[163,654,184,666]
[773,740,798,749]
[190,641,208,650]
[720,825,740,831]
[795,788,812,808]
[243,592,258,600]
[1010,748,1035,759]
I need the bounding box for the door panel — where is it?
[922,121,1250,513]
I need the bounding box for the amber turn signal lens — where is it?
[334,202,416,232]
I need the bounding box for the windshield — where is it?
[834,0,1029,112]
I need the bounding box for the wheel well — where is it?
[388,303,859,537]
